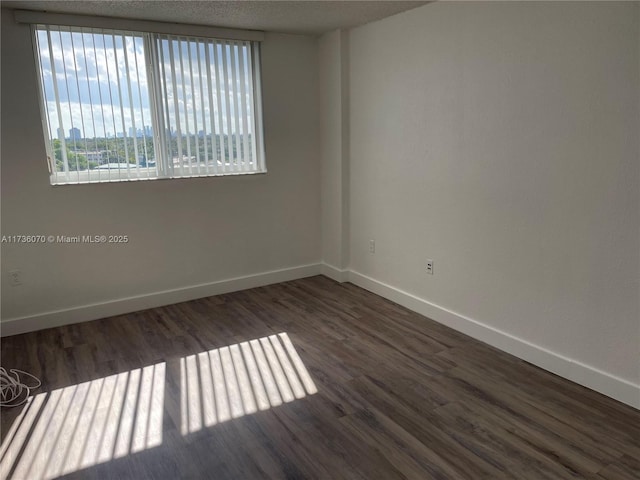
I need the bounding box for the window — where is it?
[32,24,265,185]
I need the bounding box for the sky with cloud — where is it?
[36,27,255,146]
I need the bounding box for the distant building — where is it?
[69,127,82,141]
[57,127,65,141]
[127,127,145,138]
[77,150,107,163]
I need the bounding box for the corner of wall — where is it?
[319,28,350,271]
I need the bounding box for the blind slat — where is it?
[112,34,132,179]
[176,37,192,176]
[238,43,251,167]
[195,41,210,176]
[252,44,265,172]
[221,42,235,172]
[167,38,183,177]
[156,36,172,177]
[58,27,79,181]
[103,32,120,182]
[122,33,140,179]
[212,42,228,175]
[46,27,69,178]
[229,43,242,171]
[69,31,91,179]
[132,35,154,179]
[90,30,108,183]
[187,40,200,175]
[80,29,101,181]
[204,41,220,175]
[33,28,56,176]
[247,42,258,171]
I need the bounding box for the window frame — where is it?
[28,18,266,186]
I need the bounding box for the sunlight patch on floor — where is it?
[180,332,317,435]
[0,363,165,480]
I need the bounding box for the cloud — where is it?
[36,28,255,140]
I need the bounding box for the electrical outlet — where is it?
[426,260,434,275]
[369,239,375,254]
[9,270,22,286]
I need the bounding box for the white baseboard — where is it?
[0,263,322,337]
[348,270,640,410]
[320,263,349,283]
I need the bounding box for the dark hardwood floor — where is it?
[1,275,638,479]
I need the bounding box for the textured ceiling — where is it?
[1,1,429,35]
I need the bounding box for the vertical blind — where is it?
[33,24,265,185]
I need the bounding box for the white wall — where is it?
[347,2,639,402]
[0,10,321,327]
[319,30,349,274]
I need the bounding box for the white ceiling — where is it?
[1,1,429,35]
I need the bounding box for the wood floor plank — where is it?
[1,275,638,479]
[344,374,508,479]
[597,455,640,480]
